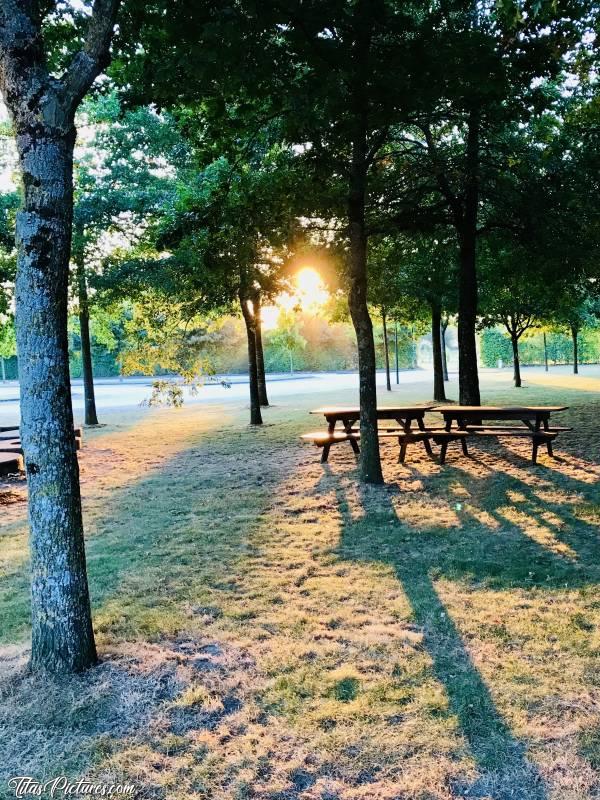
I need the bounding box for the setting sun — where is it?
[295,267,328,307]
[261,267,329,330]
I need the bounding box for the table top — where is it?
[311,405,435,417]
[434,405,568,415]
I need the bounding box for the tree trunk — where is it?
[571,325,579,374]
[457,110,481,406]
[441,318,449,382]
[0,357,5,382]
[543,332,549,372]
[347,154,382,483]
[394,320,399,384]
[76,259,99,426]
[431,304,447,402]
[511,331,522,388]
[346,2,382,484]
[382,309,391,392]
[240,295,263,425]
[14,127,96,673]
[253,294,269,407]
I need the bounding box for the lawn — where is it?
[1,371,600,800]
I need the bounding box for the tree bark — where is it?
[441,317,449,381]
[510,331,522,388]
[76,258,99,426]
[457,110,481,406]
[382,309,391,392]
[240,294,263,425]
[346,1,383,484]
[253,294,269,407]
[571,325,579,374]
[543,332,549,372]
[0,0,121,673]
[431,304,447,402]
[15,128,97,674]
[0,357,5,381]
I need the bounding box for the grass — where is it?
[1,370,600,799]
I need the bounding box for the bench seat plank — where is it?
[0,452,23,475]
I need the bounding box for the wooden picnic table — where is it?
[434,405,569,463]
[307,405,446,462]
[310,405,435,433]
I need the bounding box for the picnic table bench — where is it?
[434,405,570,464]
[304,406,467,463]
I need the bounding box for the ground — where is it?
[1,368,600,800]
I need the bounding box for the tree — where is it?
[72,97,184,425]
[370,234,456,403]
[479,238,547,388]
[268,309,306,374]
[0,0,121,673]
[371,2,592,404]
[105,139,301,425]
[116,0,440,483]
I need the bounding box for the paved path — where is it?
[0,364,596,425]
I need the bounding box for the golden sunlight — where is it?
[295,267,328,307]
[261,304,281,331]
[260,267,329,330]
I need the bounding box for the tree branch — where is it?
[60,0,121,112]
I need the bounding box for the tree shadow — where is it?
[324,453,600,799]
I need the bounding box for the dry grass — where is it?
[1,371,600,799]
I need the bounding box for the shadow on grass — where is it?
[0,412,300,646]
[326,443,600,797]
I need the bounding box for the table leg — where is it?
[346,417,360,454]
[399,441,407,463]
[416,415,433,456]
[439,441,448,465]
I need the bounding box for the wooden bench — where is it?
[464,427,557,464]
[303,427,470,465]
[301,430,360,463]
[0,451,24,476]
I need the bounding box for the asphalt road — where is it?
[0,364,594,426]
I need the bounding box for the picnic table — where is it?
[434,405,570,463]
[304,405,468,463]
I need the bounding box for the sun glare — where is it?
[295,267,328,307]
[261,305,280,331]
[260,267,329,331]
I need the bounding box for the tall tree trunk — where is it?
[382,309,391,392]
[253,294,269,407]
[431,304,447,402]
[76,258,99,426]
[571,324,579,374]
[394,320,399,384]
[0,0,119,674]
[441,317,449,382]
[240,294,263,425]
[15,128,96,673]
[0,357,5,382]
[543,332,549,372]
[346,1,382,484]
[347,150,382,483]
[511,331,522,388]
[457,110,481,406]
